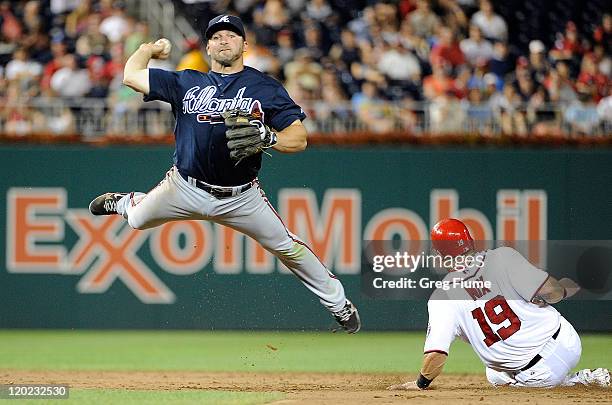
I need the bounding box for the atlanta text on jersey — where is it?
[182,86,255,115]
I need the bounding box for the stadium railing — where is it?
[0,98,610,143]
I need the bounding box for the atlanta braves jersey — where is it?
[144,66,306,186]
[424,247,561,371]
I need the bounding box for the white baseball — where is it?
[154,38,172,58]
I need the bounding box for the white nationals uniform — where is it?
[424,247,582,387]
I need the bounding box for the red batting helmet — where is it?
[430,218,474,256]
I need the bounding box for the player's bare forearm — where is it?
[421,351,447,380]
[388,352,447,390]
[123,45,154,94]
[532,276,580,305]
[123,40,168,95]
[273,120,307,153]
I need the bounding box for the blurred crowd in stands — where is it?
[0,0,611,137]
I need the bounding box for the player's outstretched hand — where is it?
[387,380,421,390]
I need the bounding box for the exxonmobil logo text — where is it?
[5,187,546,304]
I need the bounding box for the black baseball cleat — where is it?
[332,300,361,334]
[89,192,127,215]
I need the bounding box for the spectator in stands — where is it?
[430,90,465,134]
[351,81,395,133]
[430,26,465,68]
[438,0,468,32]
[99,1,129,43]
[490,83,527,136]
[483,72,502,95]
[423,62,454,100]
[515,69,536,102]
[0,0,609,138]
[65,0,92,37]
[50,54,91,97]
[470,0,507,42]
[4,104,35,135]
[302,23,325,60]
[593,13,611,54]
[349,42,386,88]
[50,0,80,16]
[22,21,51,64]
[347,6,375,43]
[274,29,296,67]
[124,19,149,56]
[460,25,494,67]
[463,87,493,133]
[398,18,430,61]
[597,95,612,127]
[329,29,360,69]
[373,2,399,45]
[527,84,561,137]
[0,1,22,42]
[0,31,16,66]
[507,56,531,90]
[2,81,45,135]
[550,21,583,63]
[453,65,471,99]
[104,42,125,81]
[251,7,277,47]
[176,37,209,72]
[22,1,44,34]
[81,12,108,55]
[98,0,116,18]
[284,48,323,100]
[106,76,143,135]
[545,61,577,104]
[377,38,421,84]
[408,0,440,40]
[40,39,67,93]
[47,106,76,135]
[313,68,351,132]
[489,41,512,81]
[592,43,610,74]
[304,0,333,22]
[244,31,280,77]
[4,47,42,91]
[261,0,289,31]
[528,40,550,84]
[576,54,609,102]
[564,90,600,135]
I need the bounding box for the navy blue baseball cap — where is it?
[205,15,246,39]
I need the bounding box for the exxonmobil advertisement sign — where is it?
[5,187,546,304]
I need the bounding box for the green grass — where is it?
[3,389,283,405]
[1,330,609,404]
[0,330,609,374]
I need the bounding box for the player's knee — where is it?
[268,240,303,262]
[127,214,153,230]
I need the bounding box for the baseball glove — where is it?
[222,109,277,164]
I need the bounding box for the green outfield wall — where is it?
[0,145,610,330]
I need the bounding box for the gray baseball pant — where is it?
[115,166,347,312]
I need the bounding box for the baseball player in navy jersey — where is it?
[388,218,609,390]
[88,15,360,333]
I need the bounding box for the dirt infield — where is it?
[1,370,610,404]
